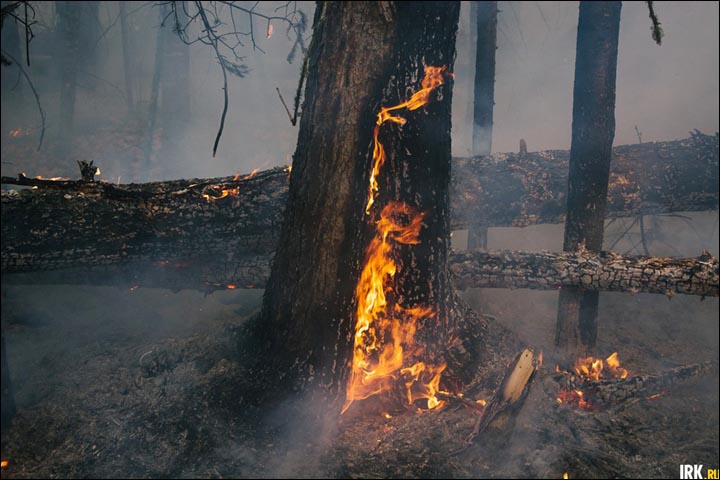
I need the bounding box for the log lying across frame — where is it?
[3,248,717,298]
[1,133,718,296]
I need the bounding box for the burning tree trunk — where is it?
[467,1,498,250]
[249,1,501,411]
[556,1,621,353]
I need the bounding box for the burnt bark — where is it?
[556,1,621,353]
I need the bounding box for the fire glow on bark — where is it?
[342,66,452,414]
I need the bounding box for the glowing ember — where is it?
[129,285,139,292]
[563,473,569,479]
[645,390,668,400]
[343,66,451,414]
[226,284,238,289]
[202,186,240,202]
[8,128,29,137]
[556,389,592,410]
[267,23,274,38]
[1,460,8,468]
[476,399,487,406]
[572,351,628,381]
[383,412,392,419]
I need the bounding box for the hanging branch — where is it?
[163,1,307,156]
[0,48,45,151]
[0,1,36,66]
[646,1,663,45]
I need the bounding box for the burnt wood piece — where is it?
[3,249,717,299]
[555,361,716,407]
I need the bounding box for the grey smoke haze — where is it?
[2,2,717,181]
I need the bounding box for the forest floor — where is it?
[1,282,717,479]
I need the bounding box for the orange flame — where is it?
[267,23,274,38]
[556,389,592,410]
[343,66,451,414]
[365,66,450,214]
[563,473,569,479]
[1,460,8,468]
[573,352,628,381]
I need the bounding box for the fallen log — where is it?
[3,249,718,298]
[2,133,717,277]
[450,249,719,298]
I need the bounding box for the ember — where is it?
[556,389,593,410]
[8,128,29,137]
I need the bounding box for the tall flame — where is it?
[365,65,449,214]
[344,66,451,414]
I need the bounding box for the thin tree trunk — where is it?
[119,1,135,115]
[556,1,621,353]
[143,6,166,176]
[57,1,80,149]
[467,1,497,250]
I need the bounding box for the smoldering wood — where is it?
[4,247,716,300]
[2,133,717,276]
[555,361,716,408]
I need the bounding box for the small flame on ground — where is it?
[476,399,487,406]
[563,473,569,479]
[226,284,237,289]
[267,23,274,38]
[570,351,628,381]
[556,389,592,410]
[129,285,139,292]
[383,412,392,419]
[1,460,8,468]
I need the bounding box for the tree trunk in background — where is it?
[119,1,135,115]
[467,1,497,250]
[252,2,484,405]
[157,5,191,178]
[556,1,621,353]
[57,1,81,148]
[143,6,166,178]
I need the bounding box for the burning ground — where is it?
[1,279,717,478]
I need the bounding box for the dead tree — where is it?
[556,1,621,353]
[467,1,498,250]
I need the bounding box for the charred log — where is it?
[4,249,716,300]
[450,249,719,298]
[2,134,717,276]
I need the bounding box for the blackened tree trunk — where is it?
[252,2,490,406]
[467,1,497,250]
[119,1,135,115]
[556,1,621,353]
